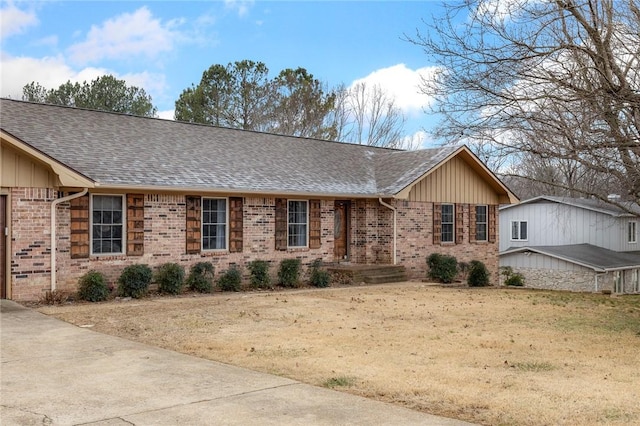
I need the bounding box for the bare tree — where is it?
[330,82,407,148]
[408,0,640,210]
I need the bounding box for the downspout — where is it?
[378,198,397,265]
[51,188,88,291]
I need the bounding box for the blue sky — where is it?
[1,1,446,146]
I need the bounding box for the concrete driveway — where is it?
[1,300,475,425]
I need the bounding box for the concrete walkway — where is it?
[1,300,475,426]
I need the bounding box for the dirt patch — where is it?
[38,283,640,425]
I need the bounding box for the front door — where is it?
[334,200,350,261]
[1,195,6,299]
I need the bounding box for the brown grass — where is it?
[38,283,640,426]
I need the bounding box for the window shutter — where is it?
[275,198,287,251]
[469,204,477,243]
[70,194,90,259]
[488,205,497,243]
[309,199,321,249]
[229,197,243,253]
[433,203,441,245]
[127,194,144,256]
[455,204,465,244]
[186,196,201,254]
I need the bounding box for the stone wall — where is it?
[512,267,597,293]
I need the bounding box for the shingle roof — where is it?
[501,244,640,271]
[500,195,640,217]
[1,98,468,197]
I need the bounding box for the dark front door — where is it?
[1,195,6,299]
[334,200,350,261]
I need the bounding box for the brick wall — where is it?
[10,187,56,300]
[9,189,502,300]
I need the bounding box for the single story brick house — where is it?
[1,99,518,301]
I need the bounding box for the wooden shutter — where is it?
[469,204,477,243]
[455,204,465,244]
[275,198,287,251]
[185,196,201,254]
[127,194,144,256]
[488,204,497,243]
[229,197,243,253]
[70,194,90,259]
[432,203,441,245]
[309,199,321,249]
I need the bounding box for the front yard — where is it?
[39,283,640,425]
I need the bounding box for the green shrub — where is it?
[78,270,109,302]
[217,266,242,292]
[248,260,271,289]
[310,259,331,288]
[467,260,490,287]
[155,263,185,294]
[427,253,458,283]
[278,259,302,288]
[501,266,525,287]
[186,262,215,293]
[118,264,152,298]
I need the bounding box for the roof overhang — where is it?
[394,146,519,204]
[1,130,95,188]
[500,246,640,272]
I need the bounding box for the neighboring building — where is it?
[1,99,518,301]
[499,196,640,293]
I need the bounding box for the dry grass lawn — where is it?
[38,283,640,426]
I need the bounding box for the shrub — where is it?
[248,260,271,289]
[77,270,109,302]
[186,262,215,293]
[427,253,458,283]
[39,290,69,305]
[155,263,185,295]
[501,266,525,287]
[278,259,302,288]
[467,260,490,287]
[309,259,331,288]
[118,264,152,298]
[217,266,242,292]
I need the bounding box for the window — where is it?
[614,271,624,294]
[91,195,124,254]
[441,204,454,243]
[511,221,528,241]
[288,200,308,247]
[629,221,637,243]
[475,205,488,241]
[202,198,227,250]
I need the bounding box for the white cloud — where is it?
[0,2,38,39]
[157,110,175,120]
[224,0,254,17]
[67,7,180,64]
[351,64,438,115]
[0,53,166,105]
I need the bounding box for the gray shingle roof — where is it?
[501,244,640,271]
[1,99,463,197]
[501,196,640,217]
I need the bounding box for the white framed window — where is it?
[628,221,637,243]
[91,194,125,255]
[511,221,528,241]
[202,198,227,250]
[632,269,639,293]
[441,204,454,243]
[475,205,488,241]
[288,200,308,248]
